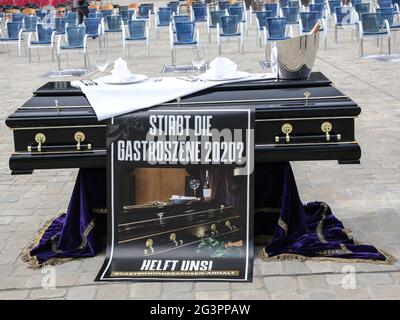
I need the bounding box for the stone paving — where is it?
[1,3,400,299]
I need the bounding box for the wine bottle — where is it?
[203,170,212,200]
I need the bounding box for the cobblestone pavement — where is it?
[1,4,400,299]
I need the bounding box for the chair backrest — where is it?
[228,6,244,21]
[361,13,381,33]
[106,15,122,31]
[193,5,207,21]
[66,12,77,26]
[335,6,353,24]
[127,19,146,39]
[173,15,190,23]
[354,3,370,16]
[264,3,278,17]
[210,10,227,27]
[121,10,134,23]
[266,17,287,39]
[167,2,179,14]
[281,6,299,24]
[351,0,363,5]
[24,15,38,32]
[66,25,86,47]
[36,9,46,19]
[376,7,394,26]
[6,21,22,39]
[84,17,101,35]
[89,8,98,14]
[287,0,300,7]
[100,9,113,18]
[12,13,24,22]
[279,0,289,8]
[218,1,230,10]
[175,21,195,42]
[157,8,172,25]
[377,0,393,7]
[328,0,342,13]
[309,3,325,19]
[314,0,326,4]
[230,2,244,7]
[220,15,239,35]
[256,11,273,29]
[54,16,66,34]
[139,4,152,18]
[36,23,53,42]
[300,11,319,32]
[89,13,103,19]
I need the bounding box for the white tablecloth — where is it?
[72,74,272,121]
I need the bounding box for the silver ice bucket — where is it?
[271,33,320,80]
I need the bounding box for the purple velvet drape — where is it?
[26,163,390,267]
[26,169,107,266]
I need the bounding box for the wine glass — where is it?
[192,47,205,76]
[189,178,201,197]
[95,49,110,81]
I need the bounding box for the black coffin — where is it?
[5,72,361,174]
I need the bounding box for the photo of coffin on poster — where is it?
[118,168,247,261]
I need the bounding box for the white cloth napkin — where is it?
[204,57,237,79]
[110,58,132,81]
[72,58,273,121]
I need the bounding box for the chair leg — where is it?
[147,43,149,57]
[51,47,54,62]
[28,48,31,63]
[335,26,338,43]
[208,32,211,44]
[218,43,221,56]
[388,37,391,55]
[57,53,61,70]
[37,48,40,61]
[360,38,363,57]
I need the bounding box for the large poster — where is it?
[96,106,254,281]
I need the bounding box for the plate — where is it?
[102,74,148,84]
[201,71,250,81]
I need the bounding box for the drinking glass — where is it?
[95,49,110,81]
[192,47,205,76]
[189,178,200,197]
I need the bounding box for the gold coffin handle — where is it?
[144,238,154,255]
[275,123,293,143]
[225,220,236,231]
[27,132,46,152]
[211,224,219,236]
[74,131,85,151]
[169,233,183,246]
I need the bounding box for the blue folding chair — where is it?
[89,8,98,14]
[54,16,66,35]
[218,1,230,11]
[11,13,24,22]
[255,11,273,46]
[167,1,180,15]
[123,19,149,57]
[100,10,113,19]
[299,11,328,48]
[192,4,207,22]
[27,23,55,62]
[23,15,39,32]
[217,15,244,54]
[281,6,299,26]
[334,6,358,42]
[155,8,172,38]
[377,7,400,40]
[264,17,290,60]
[0,21,24,56]
[309,3,325,19]
[169,21,199,64]
[66,12,77,26]
[377,0,394,8]
[265,3,278,17]
[207,9,227,42]
[228,5,248,35]
[121,10,135,24]
[89,13,103,19]
[138,4,152,28]
[56,25,88,69]
[354,3,371,22]
[358,12,390,56]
